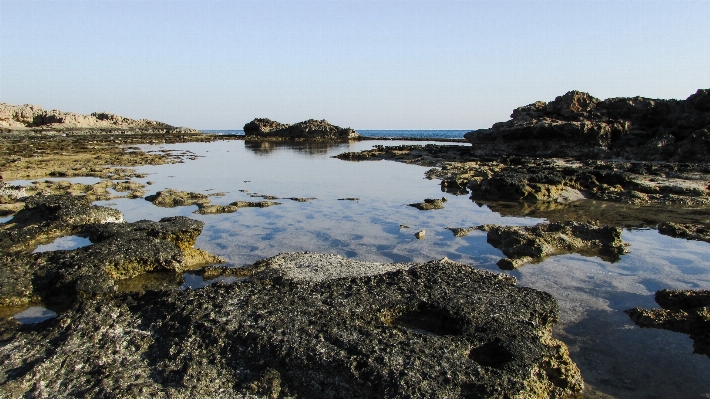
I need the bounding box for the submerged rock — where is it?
[0,254,583,398]
[626,289,710,357]
[450,221,627,269]
[464,89,710,162]
[244,118,360,140]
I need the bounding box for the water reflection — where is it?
[244,139,352,156]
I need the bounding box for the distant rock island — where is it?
[464,89,710,162]
[243,118,360,140]
[0,102,198,133]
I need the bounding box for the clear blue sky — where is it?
[1,0,708,130]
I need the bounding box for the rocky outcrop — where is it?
[0,102,198,132]
[464,89,710,162]
[408,197,447,210]
[193,200,281,215]
[448,221,628,269]
[626,289,710,357]
[145,189,211,207]
[244,118,360,140]
[0,194,223,305]
[0,254,583,398]
[658,222,710,243]
[0,194,123,253]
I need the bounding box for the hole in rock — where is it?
[391,302,464,336]
[32,235,92,253]
[468,338,514,369]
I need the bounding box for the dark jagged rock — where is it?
[0,194,123,253]
[464,89,710,162]
[0,254,583,398]
[451,221,627,269]
[626,289,710,357]
[658,222,710,243]
[243,118,360,140]
[408,197,447,210]
[0,194,223,305]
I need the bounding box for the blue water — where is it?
[202,129,471,140]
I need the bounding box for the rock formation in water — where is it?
[626,289,710,357]
[244,117,360,140]
[447,221,627,269]
[0,102,199,133]
[0,253,584,398]
[464,89,710,162]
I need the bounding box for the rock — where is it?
[0,102,198,133]
[230,200,282,208]
[0,194,123,253]
[193,204,239,215]
[243,118,360,140]
[658,222,710,243]
[464,89,710,162]
[408,197,447,210]
[0,254,583,398]
[145,189,211,207]
[625,289,710,357]
[414,229,426,239]
[460,221,628,269]
[1,216,224,306]
[285,197,317,202]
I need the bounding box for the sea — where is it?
[202,129,472,140]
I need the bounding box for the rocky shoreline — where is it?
[2,93,710,397]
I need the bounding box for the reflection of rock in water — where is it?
[475,199,710,228]
[626,289,710,357]
[244,139,351,155]
[0,255,584,398]
[447,221,628,269]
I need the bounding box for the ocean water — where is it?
[6,139,710,398]
[202,129,471,140]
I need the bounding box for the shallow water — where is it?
[11,139,710,397]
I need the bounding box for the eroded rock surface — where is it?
[464,89,710,162]
[145,189,211,207]
[0,194,223,306]
[408,197,447,210]
[658,222,710,243]
[448,221,627,269]
[244,118,360,140]
[626,289,710,357]
[0,102,197,132]
[0,254,583,398]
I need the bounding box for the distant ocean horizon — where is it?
[202,129,473,139]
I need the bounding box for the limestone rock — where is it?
[464,89,710,162]
[0,102,197,132]
[455,221,628,269]
[243,118,360,140]
[0,254,584,398]
[626,289,710,357]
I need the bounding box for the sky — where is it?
[1,0,709,130]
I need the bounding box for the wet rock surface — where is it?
[448,221,627,269]
[145,189,211,207]
[0,194,223,306]
[626,289,710,357]
[0,254,583,398]
[464,89,710,162]
[244,118,360,140]
[658,222,710,243]
[408,197,447,210]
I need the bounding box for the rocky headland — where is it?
[244,118,360,140]
[0,102,198,133]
